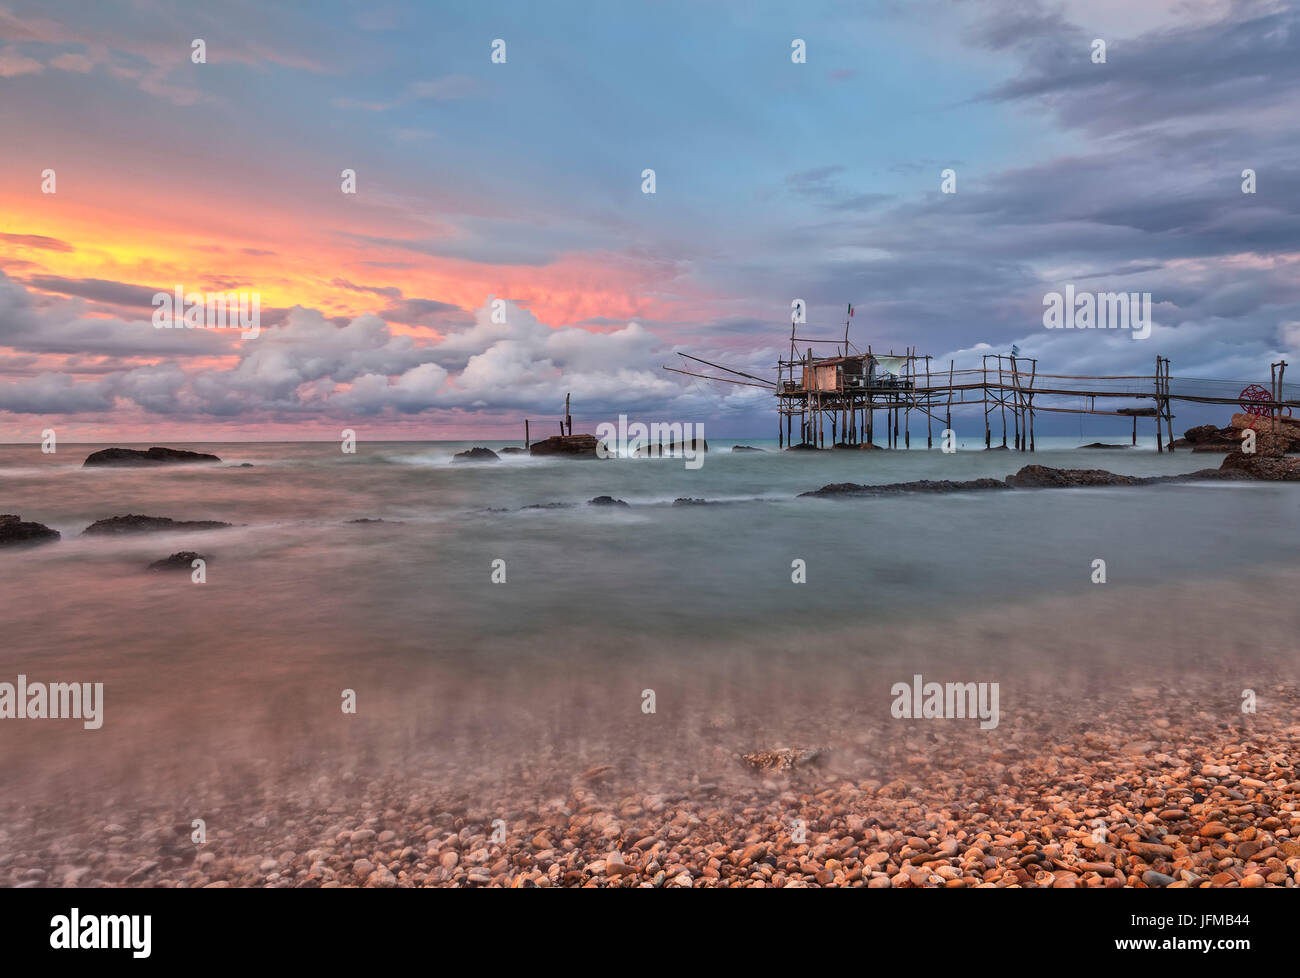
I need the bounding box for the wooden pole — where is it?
[525,419,530,448]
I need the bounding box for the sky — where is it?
[1,0,1297,441]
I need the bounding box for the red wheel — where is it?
[1240,384,1272,416]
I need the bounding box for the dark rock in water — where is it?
[833,442,882,450]
[347,518,403,524]
[634,437,708,457]
[731,445,765,453]
[1181,423,1240,452]
[588,495,629,507]
[82,514,232,536]
[147,551,207,572]
[453,446,500,462]
[522,502,576,510]
[1007,465,1143,488]
[785,442,821,451]
[1220,452,1300,480]
[1080,442,1128,449]
[235,463,254,467]
[529,434,599,457]
[673,497,711,505]
[801,478,1008,498]
[83,446,221,467]
[498,447,528,455]
[0,514,60,548]
[984,444,1010,451]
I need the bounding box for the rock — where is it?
[0,514,60,548]
[1142,870,1175,887]
[1007,465,1143,488]
[801,478,1008,498]
[672,497,711,505]
[633,437,707,457]
[833,442,883,450]
[347,518,403,524]
[83,446,221,467]
[588,495,628,507]
[1219,452,1300,480]
[784,442,821,451]
[528,434,599,458]
[731,445,765,452]
[498,447,528,455]
[82,515,232,535]
[740,747,824,771]
[1080,442,1128,449]
[147,551,207,571]
[1229,412,1300,452]
[453,447,500,462]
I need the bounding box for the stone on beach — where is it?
[453,447,500,462]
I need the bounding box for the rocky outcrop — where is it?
[147,551,207,571]
[833,442,883,450]
[498,447,528,455]
[1180,424,1241,452]
[83,446,222,467]
[1220,452,1300,480]
[785,442,821,451]
[452,447,499,462]
[528,434,599,458]
[731,445,765,453]
[0,514,60,548]
[801,478,1008,498]
[1006,466,1145,488]
[82,515,232,536]
[588,495,628,507]
[1080,442,1128,449]
[633,438,708,457]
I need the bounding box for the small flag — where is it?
[848,304,854,317]
[1011,344,1020,357]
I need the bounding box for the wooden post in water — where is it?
[525,419,530,448]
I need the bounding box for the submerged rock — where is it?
[1080,442,1129,449]
[785,442,821,451]
[498,447,528,455]
[0,514,60,548]
[147,551,207,572]
[731,445,765,452]
[672,497,711,505]
[453,447,500,462]
[741,747,824,772]
[82,515,232,536]
[529,434,599,458]
[83,446,222,467]
[588,495,629,507]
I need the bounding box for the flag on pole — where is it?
[847,304,854,318]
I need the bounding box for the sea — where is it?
[2,437,1297,839]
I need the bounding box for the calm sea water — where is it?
[2,438,1297,810]
[2,437,1297,654]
